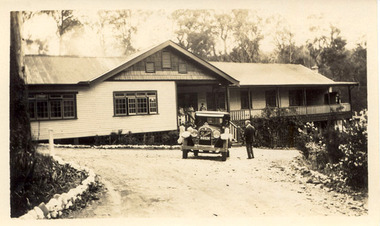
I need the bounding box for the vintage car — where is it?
[178,111,232,161]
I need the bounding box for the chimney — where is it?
[311,65,319,73]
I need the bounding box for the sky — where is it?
[15,0,377,56]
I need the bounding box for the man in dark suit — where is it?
[244,120,255,159]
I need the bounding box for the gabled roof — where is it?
[209,62,358,87]
[25,40,239,86]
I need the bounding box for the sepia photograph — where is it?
[3,0,379,225]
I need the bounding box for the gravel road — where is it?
[39,146,367,218]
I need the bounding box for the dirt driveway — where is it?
[40,146,367,218]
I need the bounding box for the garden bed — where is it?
[13,152,104,219]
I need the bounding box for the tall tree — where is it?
[214,12,234,61]
[319,26,348,81]
[40,10,82,54]
[10,11,36,217]
[106,10,138,55]
[230,9,263,63]
[307,25,348,80]
[172,9,217,60]
[268,15,298,64]
[348,42,367,111]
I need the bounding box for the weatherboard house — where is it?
[24,40,357,142]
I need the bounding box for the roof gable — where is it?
[89,40,239,85]
[109,46,220,81]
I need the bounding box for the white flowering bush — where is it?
[326,110,368,189]
[296,122,324,159]
[297,110,368,190]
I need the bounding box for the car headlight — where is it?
[181,131,191,138]
[190,129,198,137]
[213,130,221,138]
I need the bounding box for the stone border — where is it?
[19,155,97,219]
[39,143,181,150]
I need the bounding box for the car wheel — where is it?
[194,150,199,157]
[227,150,230,157]
[221,152,227,161]
[182,150,188,159]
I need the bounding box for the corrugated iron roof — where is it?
[25,40,240,86]
[24,40,357,87]
[209,62,355,86]
[25,55,128,84]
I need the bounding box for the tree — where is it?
[172,9,217,60]
[268,15,300,64]
[105,10,139,55]
[307,25,348,81]
[319,26,348,81]
[230,10,263,63]
[40,10,82,54]
[348,42,367,111]
[10,11,36,217]
[214,12,234,61]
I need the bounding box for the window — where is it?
[178,63,187,74]
[145,62,155,73]
[265,90,277,107]
[114,91,158,116]
[28,93,77,120]
[162,51,171,68]
[289,90,303,106]
[240,91,249,109]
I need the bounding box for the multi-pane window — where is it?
[114,91,158,116]
[115,93,127,115]
[137,93,148,114]
[28,93,76,120]
[265,90,277,107]
[148,92,157,113]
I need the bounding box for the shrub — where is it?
[162,131,179,145]
[326,110,368,189]
[296,110,368,190]
[295,122,324,159]
[252,107,303,148]
[11,152,87,217]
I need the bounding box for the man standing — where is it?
[244,120,255,159]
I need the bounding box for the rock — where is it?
[34,207,45,219]
[53,194,61,199]
[38,202,49,217]
[51,210,58,219]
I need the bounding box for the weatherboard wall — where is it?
[30,81,177,140]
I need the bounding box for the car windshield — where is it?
[195,116,222,128]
